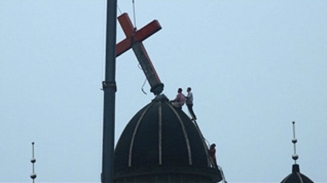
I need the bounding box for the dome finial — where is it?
[30,142,37,183]
[281,121,315,182]
[291,121,299,164]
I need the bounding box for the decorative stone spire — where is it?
[30,142,37,183]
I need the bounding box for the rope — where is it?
[141,78,147,95]
[137,64,147,95]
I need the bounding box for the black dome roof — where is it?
[281,164,313,183]
[114,94,221,182]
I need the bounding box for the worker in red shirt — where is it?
[209,143,218,168]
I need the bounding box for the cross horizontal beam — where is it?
[116,13,162,57]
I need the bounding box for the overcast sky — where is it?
[1,1,326,182]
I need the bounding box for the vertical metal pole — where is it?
[101,0,117,183]
[30,142,37,183]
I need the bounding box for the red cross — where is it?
[116,13,164,95]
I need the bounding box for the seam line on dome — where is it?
[128,103,154,167]
[158,102,162,165]
[194,122,211,166]
[167,103,193,165]
[297,172,304,183]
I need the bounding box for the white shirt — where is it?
[186,91,193,105]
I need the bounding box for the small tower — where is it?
[30,142,37,183]
[281,121,313,183]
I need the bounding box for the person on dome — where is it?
[185,87,197,120]
[209,143,218,168]
[170,88,185,109]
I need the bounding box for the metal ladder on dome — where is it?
[189,114,228,183]
[218,165,228,183]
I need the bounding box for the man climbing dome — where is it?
[170,88,185,109]
[209,143,218,168]
[185,87,197,120]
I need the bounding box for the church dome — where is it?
[281,164,313,183]
[114,94,221,183]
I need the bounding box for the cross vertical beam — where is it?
[116,13,164,95]
[101,0,117,183]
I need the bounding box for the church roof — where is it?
[114,94,221,182]
[281,164,313,183]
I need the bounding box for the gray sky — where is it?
[1,0,326,182]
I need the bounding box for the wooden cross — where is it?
[116,13,164,95]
